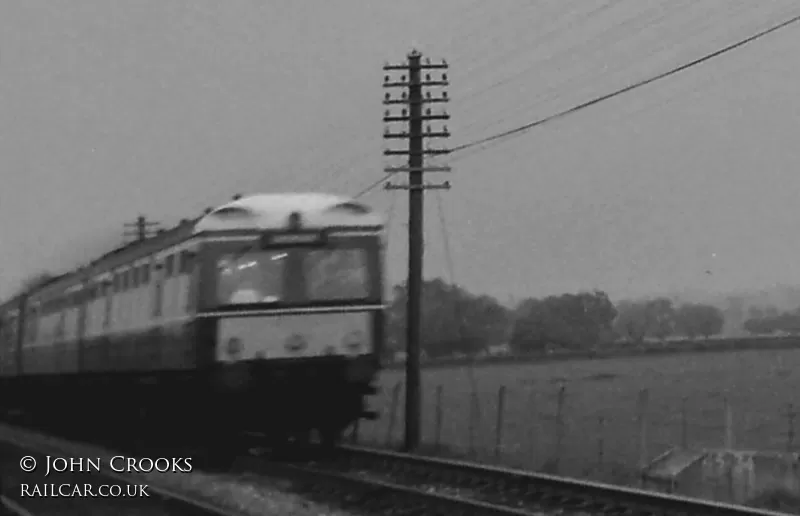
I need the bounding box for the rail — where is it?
[1,495,35,516]
[272,444,787,516]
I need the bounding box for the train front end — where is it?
[195,195,385,446]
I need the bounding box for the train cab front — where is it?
[199,216,385,442]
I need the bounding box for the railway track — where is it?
[249,444,790,516]
[0,418,790,515]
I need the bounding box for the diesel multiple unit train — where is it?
[0,193,385,448]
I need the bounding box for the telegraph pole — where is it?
[383,50,451,452]
[123,215,160,243]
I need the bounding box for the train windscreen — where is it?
[214,236,378,306]
[299,247,369,301]
[217,251,286,304]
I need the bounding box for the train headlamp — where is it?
[342,330,364,354]
[287,211,302,230]
[285,334,308,354]
[226,337,242,357]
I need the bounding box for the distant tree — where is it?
[742,312,789,336]
[510,290,616,352]
[674,303,725,339]
[764,305,780,318]
[774,313,800,334]
[747,306,765,320]
[613,300,647,344]
[509,297,554,353]
[387,278,510,359]
[553,290,617,348]
[613,297,675,343]
[458,293,511,354]
[743,317,772,335]
[644,298,676,340]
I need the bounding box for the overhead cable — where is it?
[450,10,800,155]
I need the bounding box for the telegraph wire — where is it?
[450,9,800,156]
[454,0,758,138]
[449,0,602,82]
[351,5,682,198]
[324,2,646,190]
[435,190,457,287]
[344,1,752,192]
[353,173,392,199]
[454,0,743,126]
[319,0,642,190]
[575,42,796,135]
[433,188,482,417]
[348,1,763,196]
[453,0,646,107]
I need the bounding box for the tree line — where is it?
[742,305,800,335]
[385,278,733,360]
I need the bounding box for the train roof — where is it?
[0,293,23,312]
[193,192,384,233]
[1,192,384,304]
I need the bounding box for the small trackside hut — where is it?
[0,193,386,449]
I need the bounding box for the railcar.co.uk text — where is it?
[20,483,149,498]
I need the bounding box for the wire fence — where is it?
[353,378,798,486]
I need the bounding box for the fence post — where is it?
[528,389,537,467]
[637,388,650,485]
[494,385,507,458]
[724,397,734,449]
[468,390,479,457]
[788,403,795,452]
[434,385,443,452]
[681,396,689,449]
[385,382,402,447]
[724,399,736,500]
[596,415,605,470]
[552,384,566,474]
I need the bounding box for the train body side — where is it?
[0,232,384,377]
[0,232,203,378]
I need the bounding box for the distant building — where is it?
[487,343,511,356]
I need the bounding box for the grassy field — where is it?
[357,347,800,485]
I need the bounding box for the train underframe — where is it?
[0,355,379,454]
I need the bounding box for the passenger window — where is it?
[104,293,112,328]
[27,308,38,342]
[180,251,194,274]
[165,255,175,277]
[153,272,164,317]
[141,264,150,285]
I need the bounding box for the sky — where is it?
[1,0,800,304]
